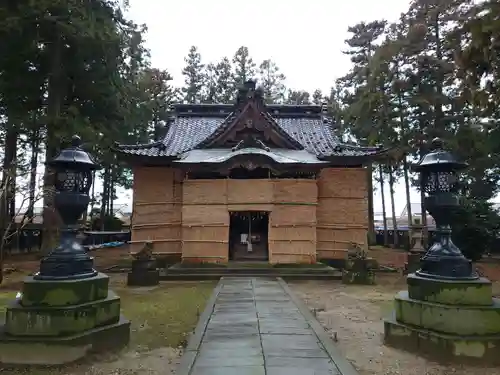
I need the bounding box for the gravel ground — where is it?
[80,347,181,375]
[0,347,182,375]
[289,275,500,375]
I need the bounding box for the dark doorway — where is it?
[229,211,269,261]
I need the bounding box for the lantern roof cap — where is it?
[46,135,101,170]
[413,137,467,172]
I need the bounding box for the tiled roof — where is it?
[116,105,382,159]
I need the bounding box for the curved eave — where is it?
[113,148,178,167]
[318,147,390,164]
[373,146,408,163]
[175,161,327,169]
[173,148,328,169]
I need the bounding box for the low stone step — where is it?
[395,290,500,336]
[166,267,339,275]
[384,311,500,365]
[159,273,342,281]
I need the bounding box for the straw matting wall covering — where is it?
[130,167,368,264]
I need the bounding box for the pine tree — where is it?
[338,20,388,245]
[204,57,233,103]
[285,90,311,105]
[182,46,205,104]
[312,89,324,105]
[258,59,286,104]
[232,46,256,88]
[139,68,178,139]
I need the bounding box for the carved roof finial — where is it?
[244,80,256,91]
[236,79,263,109]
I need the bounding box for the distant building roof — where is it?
[400,203,425,218]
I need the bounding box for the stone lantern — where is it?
[37,135,100,280]
[412,137,475,280]
[0,136,130,366]
[384,138,500,364]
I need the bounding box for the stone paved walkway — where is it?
[179,277,359,375]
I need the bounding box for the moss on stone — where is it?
[5,291,121,336]
[0,315,130,366]
[384,314,500,364]
[342,269,375,285]
[21,273,109,307]
[407,273,492,306]
[395,291,500,335]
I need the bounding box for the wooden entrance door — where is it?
[229,211,269,261]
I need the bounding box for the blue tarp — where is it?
[86,241,125,251]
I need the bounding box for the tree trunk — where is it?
[379,165,389,247]
[420,187,428,248]
[418,145,429,248]
[0,124,17,282]
[433,11,445,136]
[90,170,96,216]
[100,167,110,231]
[42,31,64,255]
[1,125,18,222]
[366,163,376,245]
[109,166,114,217]
[27,129,40,223]
[388,165,398,248]
[402,156,413,249]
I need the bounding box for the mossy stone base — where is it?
[342,258,376,284]
[21,273,109,307]
[346,257,378,270]
[127,269,159,286]
[0,315,130,365]
[342,269,375,285]
[407,273,492,306]
[5,290,121,336]
[384,313,500,365]
[395,291,500,335]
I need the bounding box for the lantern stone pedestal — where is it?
[384,273,500,364]
[0,273,130,365]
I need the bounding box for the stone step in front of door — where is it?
[159,273,343,281]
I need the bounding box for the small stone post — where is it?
[404,219,426,275]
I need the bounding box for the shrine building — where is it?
[114,81,386,264]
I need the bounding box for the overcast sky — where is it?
[103,0,497,215]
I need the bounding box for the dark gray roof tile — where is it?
[116,104,382,158]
